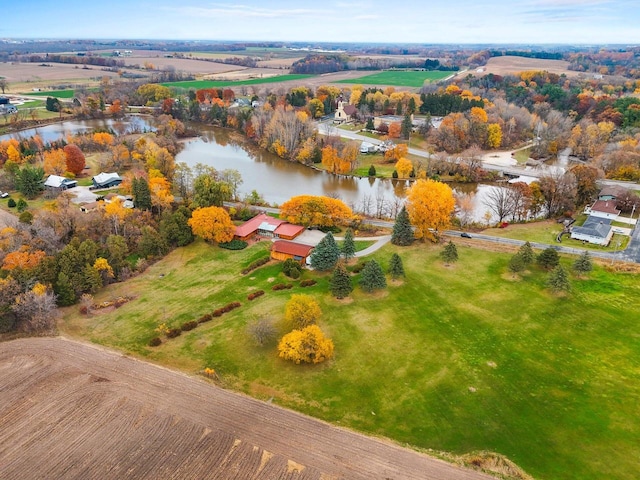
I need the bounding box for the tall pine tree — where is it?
[391,206,414,246]
[360,259,387,292]
[341,228,356,260]
[310,232,341,271]
[519,241,535,266]
[548,265,570,292]
[573,251,593,275]
[132,177,152,211]
[330,262,353,299]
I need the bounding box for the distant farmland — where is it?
[337,70,455,87]
[162,74,314,89]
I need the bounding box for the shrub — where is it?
[212,301,242,317]
[19,211,33,224]
[148,337,162,347]
[248,290,265,301]
[219,239,248,250]
[272,283,293,291]
[166,328,182,338]
[247,316,277,346]
[278,325,334,364]
[282,258,302,278]
[241,256,270,274]
[7,198,16,208]
[198,313,213,324]
[181,320,198,331]
[299,279,317,287]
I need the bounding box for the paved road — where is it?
[0,337,495,480]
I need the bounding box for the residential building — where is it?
[270,240,314,264]
[92,172,123,189]
[44,175,77,190]
[570,217,613,246]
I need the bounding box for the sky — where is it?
[3,0,640,45]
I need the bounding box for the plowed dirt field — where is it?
[0,337,494,480]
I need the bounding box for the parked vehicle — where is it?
[461,232,472,238]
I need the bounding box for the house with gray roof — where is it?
[570,216,613,246]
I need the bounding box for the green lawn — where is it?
[162,74,314,89]
[336,239,375,251]
[26,89,76,98]
[337,70,455,87]
[483,221,630,252]
[59,239,640,480]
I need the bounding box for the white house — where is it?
[570,217,614,246]
[92,172,122,189]
[584,200,620,220]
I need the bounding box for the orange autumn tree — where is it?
[63,144,86,175]
[148,170,174,212]
[384,143,408,163]
[406,179,455,242]
[2,248,46,271]
[279,195,354,228]
[43,148,67,175]
[188,206,235,243]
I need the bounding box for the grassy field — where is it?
[60,239,640,480]
[483,221,630,252]
[27,90,77,99]
[162,74,314,89]
[337,70,455,87]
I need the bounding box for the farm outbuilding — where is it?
[92,172,122,189]
[271,240,314,264]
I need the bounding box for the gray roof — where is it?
[93,172,122,185]
[572,216,612,239]
[44,175,76,188]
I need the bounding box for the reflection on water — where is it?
[177,125,408,209]
[0,116,154,144]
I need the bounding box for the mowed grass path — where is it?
[60,240,640,480]
[337,70,455,87]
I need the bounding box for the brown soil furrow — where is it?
[0,338,495,480]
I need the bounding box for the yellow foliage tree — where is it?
[277,325,334,364]
[93,132,114,147]
[321,145,341,174]
[395,157,413,178]
[188,206,235,243]
[406,179,455,242]
[470,107,488,124]
[384,143,408,163]
[487,123,503,149]
[43,148,67,175]
[93,257,114,279]
[7,144,21,164]
[284,294,321,330]
[149,175,174,211]
[104,197,131,235]
[280,195,354,227]
[2,248,46,271]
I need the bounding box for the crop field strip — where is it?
[0,337,492,480]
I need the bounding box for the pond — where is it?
[0,116,154,144]
[5,116,506,221]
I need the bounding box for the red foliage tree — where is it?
[63,144,86,175]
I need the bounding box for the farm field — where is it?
[162,74,314,89]
[0,337,488,480]
[60,240,640,480]
[474,56,578,77]
[337,70,456,87]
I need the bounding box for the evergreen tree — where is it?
[360,259,387,292]
[310,232,341,271]
[54,271,76,306]
[392,170,398,179]
[537,247,560,270]
[573,251,593,275]
[330,262,353,299]
[391,206,414,246]
[16,198,28,212]
[15,166,44,199]
[7,198,16,208]
[341,228,356,260]
[401,113,413,140]
[388,253,405,279]
[366,117,375,130]
[519,241,535,266]
[159,207,194,247]
[508,253,525,276]
[368,164,377,177]
[548,265,571,292]
[133,177,152,211]
[441,241,459,265]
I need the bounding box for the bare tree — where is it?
[483,186,514,223]
[12,290,59,333]
[456,192,476,226]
